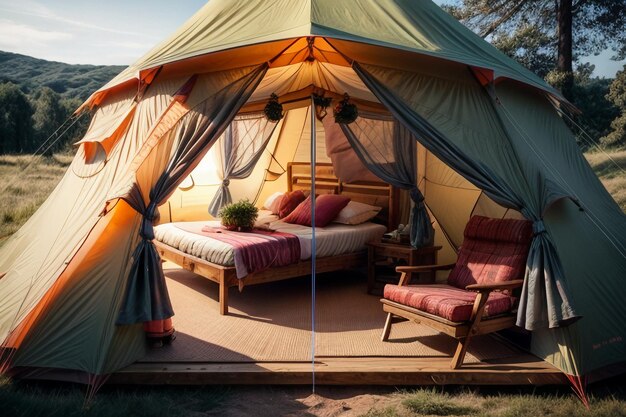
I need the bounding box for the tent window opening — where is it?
[208,113,279,216]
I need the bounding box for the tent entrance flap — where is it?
[117,64,269,325]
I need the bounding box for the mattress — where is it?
[154,216,386,267]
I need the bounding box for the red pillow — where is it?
[278,190,306,218]
[283,194,351,227]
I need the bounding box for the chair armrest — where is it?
[465,279,524,293]
[395,264,456,274]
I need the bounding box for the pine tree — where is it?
[444,0,626,99]
[601,66,626,148]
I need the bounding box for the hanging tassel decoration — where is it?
[264,93,284,122]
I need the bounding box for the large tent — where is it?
[1,0,625,386]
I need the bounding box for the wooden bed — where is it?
[154,162,398,315]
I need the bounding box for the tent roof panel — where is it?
[87,0,563,108]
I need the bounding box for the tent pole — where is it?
[310,96,317,394]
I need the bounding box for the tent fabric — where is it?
[248,61,379,104]
[351,62,580,331]
[0,73,197,373]
[74,96,136,159]
[492,81,626,375]
[117,64,268,325]
[92,0,561,105]
[208,113,278,217]
[321,115,379,184]
[339,111,434,248]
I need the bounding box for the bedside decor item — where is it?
[264,93,284,122]
[334,93,358,124]
[219,199,259,231]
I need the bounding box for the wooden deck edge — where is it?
[109,358,568,386]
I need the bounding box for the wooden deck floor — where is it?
[111,267,567,386]
[111,355,566,386]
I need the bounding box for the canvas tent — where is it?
[1,0,625,387]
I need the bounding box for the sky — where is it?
[0,0,623,77]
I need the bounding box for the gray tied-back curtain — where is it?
[117,64,268,325]
[339,112,434,248]
[208,113,278,216]
[352,62,579,330]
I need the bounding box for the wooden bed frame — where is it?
[155,162,398,315]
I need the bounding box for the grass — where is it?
[401,389,477,415]
[584,150,626,212]
[359,383,626,417]
[3,375,626,417]
[0,153,72,244]
[0,376,227,417]
[362,407,403,417]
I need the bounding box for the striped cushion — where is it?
[463,215,533,243]
[384,284,512,322]
[447,216,532,290]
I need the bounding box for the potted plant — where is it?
[219,199,259,232]
[333,93,358,124]
[264,93,284,122]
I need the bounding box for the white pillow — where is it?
[254,210,279,229]
[333,201,382,225]
[263,191,285,214]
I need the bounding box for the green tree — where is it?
[444,0,626,99]
[0,82,33,153]
[30,87,66,155]
[568,64,620,150]
[601,66,626,148]
[491,25,554,78]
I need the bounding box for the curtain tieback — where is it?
[533,219,547,236]
[139,202,160,241]
[409,187,425,203]
[222,179,230,187]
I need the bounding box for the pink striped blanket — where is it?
[174,224,301,279]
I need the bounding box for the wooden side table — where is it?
[366,241,442,295]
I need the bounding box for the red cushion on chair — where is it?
[463,215,533,243]
[384,284,512,322]
[447,216,532,290]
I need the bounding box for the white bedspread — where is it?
[154,218,386,267]
[267,220,386,260]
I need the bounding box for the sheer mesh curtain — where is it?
[116,65,268,325]
[340,111,434,248]
[208,113,278,217]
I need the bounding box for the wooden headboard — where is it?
[287,162,399,230]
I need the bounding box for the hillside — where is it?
[0,50,125,101]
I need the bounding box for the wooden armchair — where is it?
[380,215,533,369]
